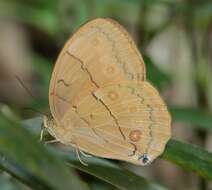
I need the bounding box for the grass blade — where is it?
[162,139,212,180]
[57,150,167,190]
[0,115,166,190]
[23,117,212,180]
[0,114,90,190]
[170,106,212,131]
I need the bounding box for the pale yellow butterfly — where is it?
[43,18,171,166]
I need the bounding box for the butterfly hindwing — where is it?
[61,82,171,165]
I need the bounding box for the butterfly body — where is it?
[44,18,171,166]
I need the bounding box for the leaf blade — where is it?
[0,114,90,190]
[162,139,212,180]
[170,106,212,131]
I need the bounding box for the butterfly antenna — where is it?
[40,124,44,141]
[15,75,46,116]
[23,107,44,116]
[15,75,36,100]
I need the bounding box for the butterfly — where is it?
[42,18,171,166]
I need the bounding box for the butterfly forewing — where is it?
[67,18,146,83]
[49,18,146,124]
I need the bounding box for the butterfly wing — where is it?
[62,82,171,165]
[49,18,146,125]
[66,18,146,83]
[48,18,170,165]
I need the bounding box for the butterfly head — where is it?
[43,114,55,128]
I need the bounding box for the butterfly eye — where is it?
[139,154,150,165]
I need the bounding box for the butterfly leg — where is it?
[45,139,60,145]
[39,123,45,141]
[75,147,88,166]
[69,142,89,166]
[79,150,92,158]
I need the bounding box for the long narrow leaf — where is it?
[0,116,167,190]
[170,106,212,131]
[57,150,167,190]
[24,117,212,180]
[0,114,90,190]
[162,139,212,180]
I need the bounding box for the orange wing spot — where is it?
[129,130,142,142]
[108,91,119,100]
[50,91,54,96]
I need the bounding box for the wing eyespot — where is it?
[102,63,119,78]
[129,130,142,142]
[106,66,115,74]
[108,91,119,100]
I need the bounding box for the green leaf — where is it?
[0,114,90,190]
[1,1,58,36]
[24,117,212,180]
[193,2,212,28]
[58,150,167,190]
[170,106,212,131]
[0,173,24,190]
[144,55,171,90]
[25,118,212,183]
[1,116,166,190]
[162,139,212,180]
[4,116,212,190]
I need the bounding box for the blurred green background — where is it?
[0,0,212,190]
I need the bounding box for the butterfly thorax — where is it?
[43,114,74,145]
[42,114,64,141]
